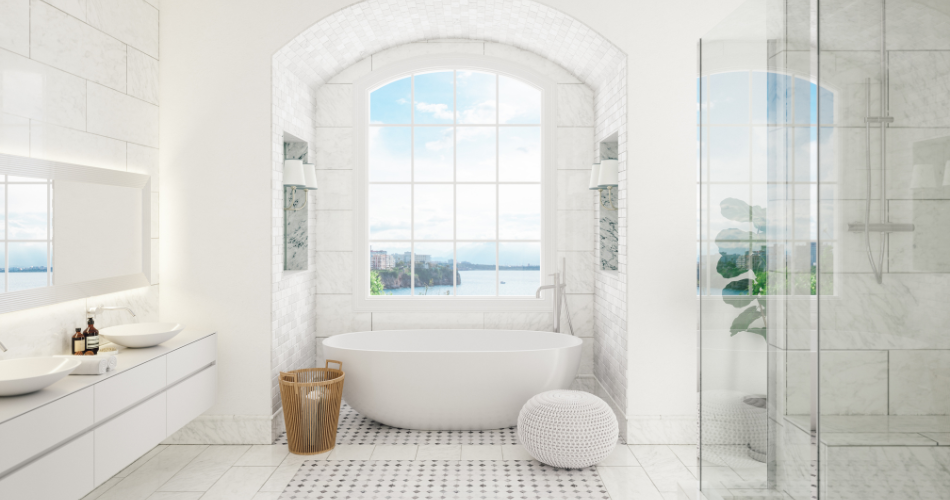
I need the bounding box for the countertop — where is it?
[0,328,216,425]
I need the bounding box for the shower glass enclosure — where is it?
[698,0,950,498]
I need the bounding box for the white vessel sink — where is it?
[100,323,185,348]
[0,357,82,397]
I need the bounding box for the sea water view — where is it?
[384,270,540,296]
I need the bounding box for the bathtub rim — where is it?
[322,329,582,354]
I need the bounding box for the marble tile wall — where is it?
[593,62,628,434]
[0,0,160,359]
[273,0,626,93]
[270,61,318,421]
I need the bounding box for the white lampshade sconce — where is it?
[284,160,317,211]
[590,159,619,210]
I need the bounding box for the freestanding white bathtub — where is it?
[322,329,582,430]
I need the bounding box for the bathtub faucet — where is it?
[535,259,576,335]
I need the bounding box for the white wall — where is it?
[159,0,746,444]
[0,0,160,361]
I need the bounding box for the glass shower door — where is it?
[816,0,950,499]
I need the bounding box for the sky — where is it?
[367,70,543,267]
[0,180,51,269]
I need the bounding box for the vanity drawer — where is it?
[166,333,215,385]
[94,391,166,486]
[0,431,93,500]
[94,357,167,422]
[0,387,93,475]
[167,364,216,436]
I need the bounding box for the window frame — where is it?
[352,55,557,313]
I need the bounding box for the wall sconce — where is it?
[284,160,317,211]
[590,159,619,210]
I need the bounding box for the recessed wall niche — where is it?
[599,134,619,271]
[284,136,309,271]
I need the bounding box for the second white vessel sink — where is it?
[0,357,81,396]
[100,323,185,348]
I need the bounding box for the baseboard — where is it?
[272,407,286,440]
[162,414,274,445]
[588,375,629,444]
[627,414,698,445]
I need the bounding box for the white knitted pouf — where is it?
[517,390,618,469]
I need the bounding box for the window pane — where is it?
[370,242,411,296]
[710,72,749,124]
[8,183,48,240]
[456,184,495,240]
[457,242,496,296]
[499,184,540,240]
[0,186,5,239]
[499,75,540,124]
[8,242,47,291]
[369,127,411,181]
[457,128,496,182]
[369,184,411,240]
[414,184,453,239]
[709,127,750,182]
[413,242,454,296]
[414,127,453,182]
[498,127,541,182]
[499,242,540,296]
[414,71,454,125]
[457,70,496,124]
[370,77,411,124]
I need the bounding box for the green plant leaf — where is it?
[720,198,767,233]
[729,306,766,339]
[722,279,754,308]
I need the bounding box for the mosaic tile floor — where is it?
[275,402,520,446]
[278,460,611,500]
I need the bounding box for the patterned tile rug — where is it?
[278,460,611,500]
[275,402,520,446]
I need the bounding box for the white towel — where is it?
[55,355,108,375]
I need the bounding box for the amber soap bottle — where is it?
[83,318,100,354]
[71,328,85,355]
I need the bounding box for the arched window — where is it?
[354,56,555,311]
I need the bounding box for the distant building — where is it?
[370,250,395,270]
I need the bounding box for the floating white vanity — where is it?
[0,329,216,499]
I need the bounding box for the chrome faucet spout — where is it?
[535,284,555,298]
[87,305,137,318]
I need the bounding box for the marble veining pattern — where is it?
[285,186,308,271]
[274,0,625,92]
[599,191,618,271]
[278,460,610,500]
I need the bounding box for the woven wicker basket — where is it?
[279,361,345,455]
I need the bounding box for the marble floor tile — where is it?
[81,477,122,499]
[259,463,304,492]
[921,432,950,445]
[279,460,610,500]
[115,445,168,477]
[280,450,330,466]
[369,444,418,460]
[201,466,276,500]
[630,446,695,492]
[145,493,203,500]
[596,466,663,500]
[251,493,282,500]
[99,445,207,500]
[667,444,716,468]
[326,444,375,460]
[501,444,535,460]
[597,444,639,466]
[628,445,681,466]
[158,445,250,491]
[460,444,503,460]
[234,444,290,466]
[416,444,462,460]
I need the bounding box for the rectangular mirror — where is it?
[0,154,151,313]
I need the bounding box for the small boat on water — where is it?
[500,281,506,284]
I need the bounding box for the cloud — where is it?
[415,102,454,121]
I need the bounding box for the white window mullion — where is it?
[410,74,415,297]
[495,74,500,297]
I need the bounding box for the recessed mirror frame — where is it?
[0,153,151,314]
